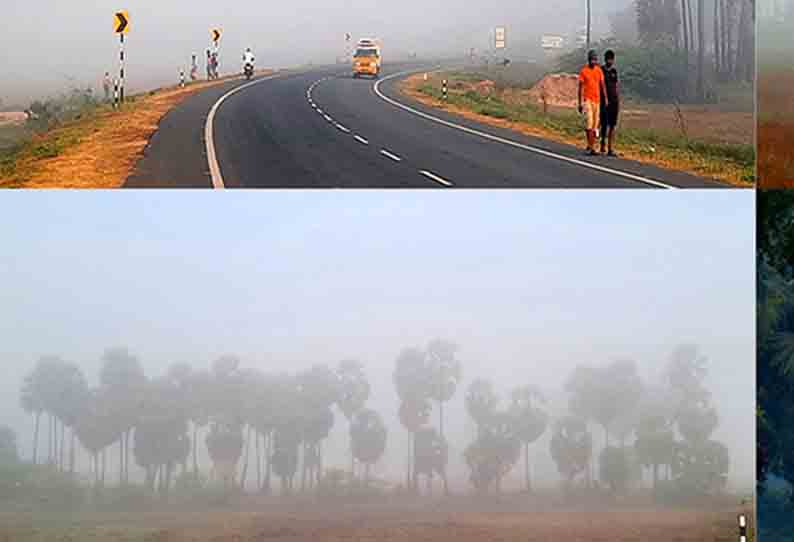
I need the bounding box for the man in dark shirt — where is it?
[599,50,620,156]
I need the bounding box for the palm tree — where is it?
[509,386,548,492]
[394,347,432,489]
[336,360,370,481]
[350,408,387,487]
[465,378,499,438]
[426,339,462,445]
[412,427,448,495]
[99,347,147,485]
[550,416,593,493]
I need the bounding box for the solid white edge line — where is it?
[206,72,283,189]
[419,170,453,187]
[373,69,677,189]
[355,135,369,145]
[380,149,402,162]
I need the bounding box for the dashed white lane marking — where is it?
[380,149,402,162]
[372,69,677,189]
[354,135,369,145]
[419,170,453,187]
[336,124,351,133]
[324,114,333,122]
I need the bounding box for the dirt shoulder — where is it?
[0,71,272,189]
[399,72,754,186]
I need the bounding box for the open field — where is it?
[402,71,754,185]
[0,492,752,542]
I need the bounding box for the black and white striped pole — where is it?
[113,79,119,109]
[738,513,747,542]
[119,33,125,103]
[113,11,129,106]
[442,79,448,101]
[180,69,185,88]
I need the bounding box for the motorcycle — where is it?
[244,63,254,80]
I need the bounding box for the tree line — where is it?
[14,339,730,500]
[605,0,753,101]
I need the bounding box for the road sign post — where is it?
[442,79,448,101]
[495,26,506,50]
[114,11,130,105]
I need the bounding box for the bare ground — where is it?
[758,68,794,187]
[0,493,751,542]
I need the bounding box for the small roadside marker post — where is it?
[113,11,130,105]
[180,69,185,87]
[442,79,448,101]
[738,514,747,542]
[113,79,119,109]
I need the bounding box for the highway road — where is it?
[127,63,731,188]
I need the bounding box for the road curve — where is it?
[127,63,733,188]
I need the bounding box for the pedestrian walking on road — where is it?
[102,72,112,102]
[190,54,199,81]
[577,49,609,156]
[206,50,213,80]
[599,49,620,156]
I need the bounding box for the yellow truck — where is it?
[353,38,381,79]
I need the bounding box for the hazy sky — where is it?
[0,190,753,490]
[2,0,626,104]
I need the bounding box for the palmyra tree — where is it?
[204,356,246,490]
[634,409,675,490]
[99,347,147,485]
[133,377,190,497]
[426,339,462,444]
[336,360,370,479]
[509,386,548,492]
[550,416,593,493]
[20,356,89,474]
[465,378,499,438]
[350,408,387,486]
[394,347,432,488]
[413,426,448,495]
[464,410,521,494]
[297,364,341,490]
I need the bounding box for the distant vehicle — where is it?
[353,38,382,79]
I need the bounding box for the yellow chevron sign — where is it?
[114,11,130,34]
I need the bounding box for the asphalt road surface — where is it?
[127,63,733,188]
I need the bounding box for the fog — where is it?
[0,190,753,494]
[2,0,629,105]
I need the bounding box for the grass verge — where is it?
[0,72,271,188]
[401,72,754,186]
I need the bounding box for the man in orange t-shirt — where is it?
[578,50,609,156]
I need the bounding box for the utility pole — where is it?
[586,0,591,51]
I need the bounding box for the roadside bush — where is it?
[557,40,690,103]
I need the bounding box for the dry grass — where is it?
[0,492,751,542]
[0,72,272,189]
[401,73,754,186]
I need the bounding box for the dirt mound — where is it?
[528,73,578,108]
[0,112,27,126]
